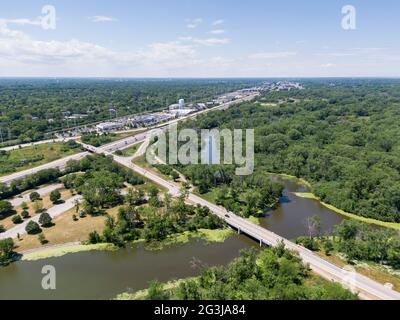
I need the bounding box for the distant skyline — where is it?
[0,0,399,77]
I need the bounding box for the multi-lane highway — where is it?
[0,92,258,185]
[111,152,400,300]
[2,91,399,299]
[0,152,89,185]
[78,136,400,301]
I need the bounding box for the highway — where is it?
[0,92,258,185]
[110,153,400,300]
[0,152,89,185]
[2,91,399,299]
[0,137,79,152]
[78,132,400,301]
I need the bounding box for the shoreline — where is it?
[15,228,234,262]
[269,172,400,230]
[20,243,119,261]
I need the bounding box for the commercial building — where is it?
[96,122,124,132]
[179,99,185,109]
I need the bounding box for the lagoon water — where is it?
[0,176,345,300]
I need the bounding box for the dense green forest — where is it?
[180,79,400,223]
[173,164,284,218]
[127,245,357,300]
[0,78,261,145]
[296,217,400,269]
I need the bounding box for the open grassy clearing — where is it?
[0,142,81,177]
[118,143,142,157]
[14,206,122,253]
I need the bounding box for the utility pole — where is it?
[0,128,3,143]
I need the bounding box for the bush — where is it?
[38,233,48,245]
[146,280,170,300]
[25,221,41,235]
[21,209,30,219]
[88,231,102,244]
[21,202,29,211]
[296,236,320,251]
[29,192,41,202]
[33,201,44,213]
[38,212,53,227]
[0,200,15,220]
[11,215,23,225]
[0,238,14,266]
[322,240,334,256]
[50,189,61,204]
[0,225,5,233]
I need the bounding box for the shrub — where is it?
[50,190,61,204]
[38,212,53,227]
[88,231,102,244]
[29,192,41,202]
[11,215,23,225]
[21,209,30,219]
[25,221,41,235]
[38,233,48,245]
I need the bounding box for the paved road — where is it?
[6,92,399,299]
[100,142,400,301]
[0,137,79,152]
[0,92,258,186]
[0,152,89,185]
[0,195,82,240]
[9,183,64,208]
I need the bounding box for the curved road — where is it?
[107,145,400,301]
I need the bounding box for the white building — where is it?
[179,99,185,109]
[96,122,124,133]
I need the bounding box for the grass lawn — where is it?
[1,188,73,231]
[132,156,172,192]
[119,142,142,157]
[80,129,147,147]
[14,206,122,253]
[0,143,81,177]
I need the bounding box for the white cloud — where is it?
[320,63,335,68]
[0,22,201,77]
[179,36,230,46]
[178,36,194,41]
[89,16,118,23]
[249,51,297,59]
[0,18,42,26]
[192,38,230,46]
[142,41,195,61]
[209,29,225,35]
[186,18,203,29]
[212,19,224,26]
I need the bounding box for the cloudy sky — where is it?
[0,0,399,77]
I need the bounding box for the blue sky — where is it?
[0,0,399,77]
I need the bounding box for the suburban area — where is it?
[1,0,400,307]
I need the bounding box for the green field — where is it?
[118,143,142,157]
[0,142,81,177]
